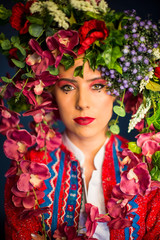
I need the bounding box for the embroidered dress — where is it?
[4,134,160,239]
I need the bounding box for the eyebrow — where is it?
[58,77,105,83]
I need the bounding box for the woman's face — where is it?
[54,58,115,141]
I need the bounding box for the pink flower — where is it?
[16,160,51,192]
[26,39,55,75]
[46,30,79,67]
[108,217,132,229]
[53,222,77,240]
[3,129,36,161]
[120,163,151,196]
[121,149,140,170]
[20,207,50,219]
[136,132,160,163]
[85,203,110,238]
[0,105,20,135]
[35,123,62,151]
[11,185,45,209]
[26,71,59,95]
[23,101,56,123]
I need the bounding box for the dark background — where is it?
[0,0,160,239]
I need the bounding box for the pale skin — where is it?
[31,57,115,240]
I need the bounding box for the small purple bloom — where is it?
[124,34,129,39]
[123,80,128,84]
[133,41,138,46]
[124,84,129,88]
[147,20,152,25]
[120,56,125,62]
[132,81,137,86]
[135,16,141,21]
[132,69,138,74]
[144,76,149,81]
[140,36,145,42]
[132,33,139,38]
[137,55,143,61]
[148,67,153,72]
[128,87,134,92]
[132,22,138,28]
[120,86,124,90]
[117,79,122,83]
[107,82,112,87]
[138,46,143,52]
[123,67,128,72]
[147,49,152,54]
[101,67,106,72]
[136,75,142,80]
[125,62,130,67]
[132,28,137,33]
[152,24,157,29]
[145,25,149,29]
[131,50,136,55]
[140,21,145,26]
[105,71,110,76]
[153,43,158,48]
[132,57,137,63]
[110,69,115,74]
[110,74,115,79]
[144,58,149,65]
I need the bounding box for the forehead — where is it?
[58,58,101,80]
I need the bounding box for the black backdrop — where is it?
[0,0,160,239]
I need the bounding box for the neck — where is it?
[65,130,108,160]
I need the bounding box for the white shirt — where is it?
[62,133,110,240]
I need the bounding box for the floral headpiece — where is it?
[0,0,160,239]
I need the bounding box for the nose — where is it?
[75,86,90,110]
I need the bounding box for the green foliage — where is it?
[113,105,126,117]
[21,72,34,79]
[73,65,83,78]
[27,16,44,25]
[7,94,30,113]
[0,5,11,20]
[29,24,44,37]
[152,151,160,169]
[110,124,120,134]
[1,76,12,83]
[1,39,11,50]
[61,54,74,70]
[11,59,25,68]
[150,166,160,181]
[147,103,160,131]
[47,66,59,75]
[128,142,141,154]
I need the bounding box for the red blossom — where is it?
[78,20,109,55]
[46,30,79,67]
[26,39,55,75]
[124,92,143,115]
[10,1,34,34]
[155,66,160,79]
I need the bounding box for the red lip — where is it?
[73,117,95,125]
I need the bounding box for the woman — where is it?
[2,0,160,239]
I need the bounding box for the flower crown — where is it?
[1,0,160,238]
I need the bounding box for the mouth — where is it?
[73,117,95,125]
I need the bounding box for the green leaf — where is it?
[29,24,43,37]
[27,16,44,25]
[107,46,123,69]
[113,62,122,74]
[47,66,59,75]
[61,54,74,70]
[1,76,12,83]
[0,5,11,20]
[116,99,125,108]
[113,105,126,117]
[152,151,160,168]
[13,42,26,57]
[150,166,160,181]
[147,103,160,130]
[1,39,11,50]
[45,27,56,37]
[21,72,34,79]
[128,142,141,154]
[110,124,120,134]
[11,59,25,68]
[74,66,83,78]
[11,36,20,45]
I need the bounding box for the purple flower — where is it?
[136,75,142,80]
[138,46,143,52]
[137,55,143,61]
[26,39,54,75]
[3,129,36,161]
[140,21,145,26]
[132,57,137,63]
[140,36,145,42]
[133,41,138,46]
[46,30,79,68]
[144,58,149,65]
[132,68,138,74]
[125,62,130,67]
[124,34,129,39]
[123,66,128,72]
[153,43,158,48]
[131,50,136,55]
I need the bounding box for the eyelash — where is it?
[60,83,106,92]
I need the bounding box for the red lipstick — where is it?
[73,117,95,125]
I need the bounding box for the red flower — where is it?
[78,20,109,55]
[155,66,160,79]
[10,1,34,34]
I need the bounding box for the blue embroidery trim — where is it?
[64,161,79,226]
[125,195,140,240]
[39,150,57,232]
[51,150,65,234]
[112,137,122,183]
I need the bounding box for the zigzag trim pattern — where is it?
[74,161,82,227]
[61,160,71,223]
[39,149,59,235]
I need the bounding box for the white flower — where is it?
[153,47,160,60]
[30,2,43,14]
[70,0,98,13]
[128,97,151,132]
[139,78,149,92]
